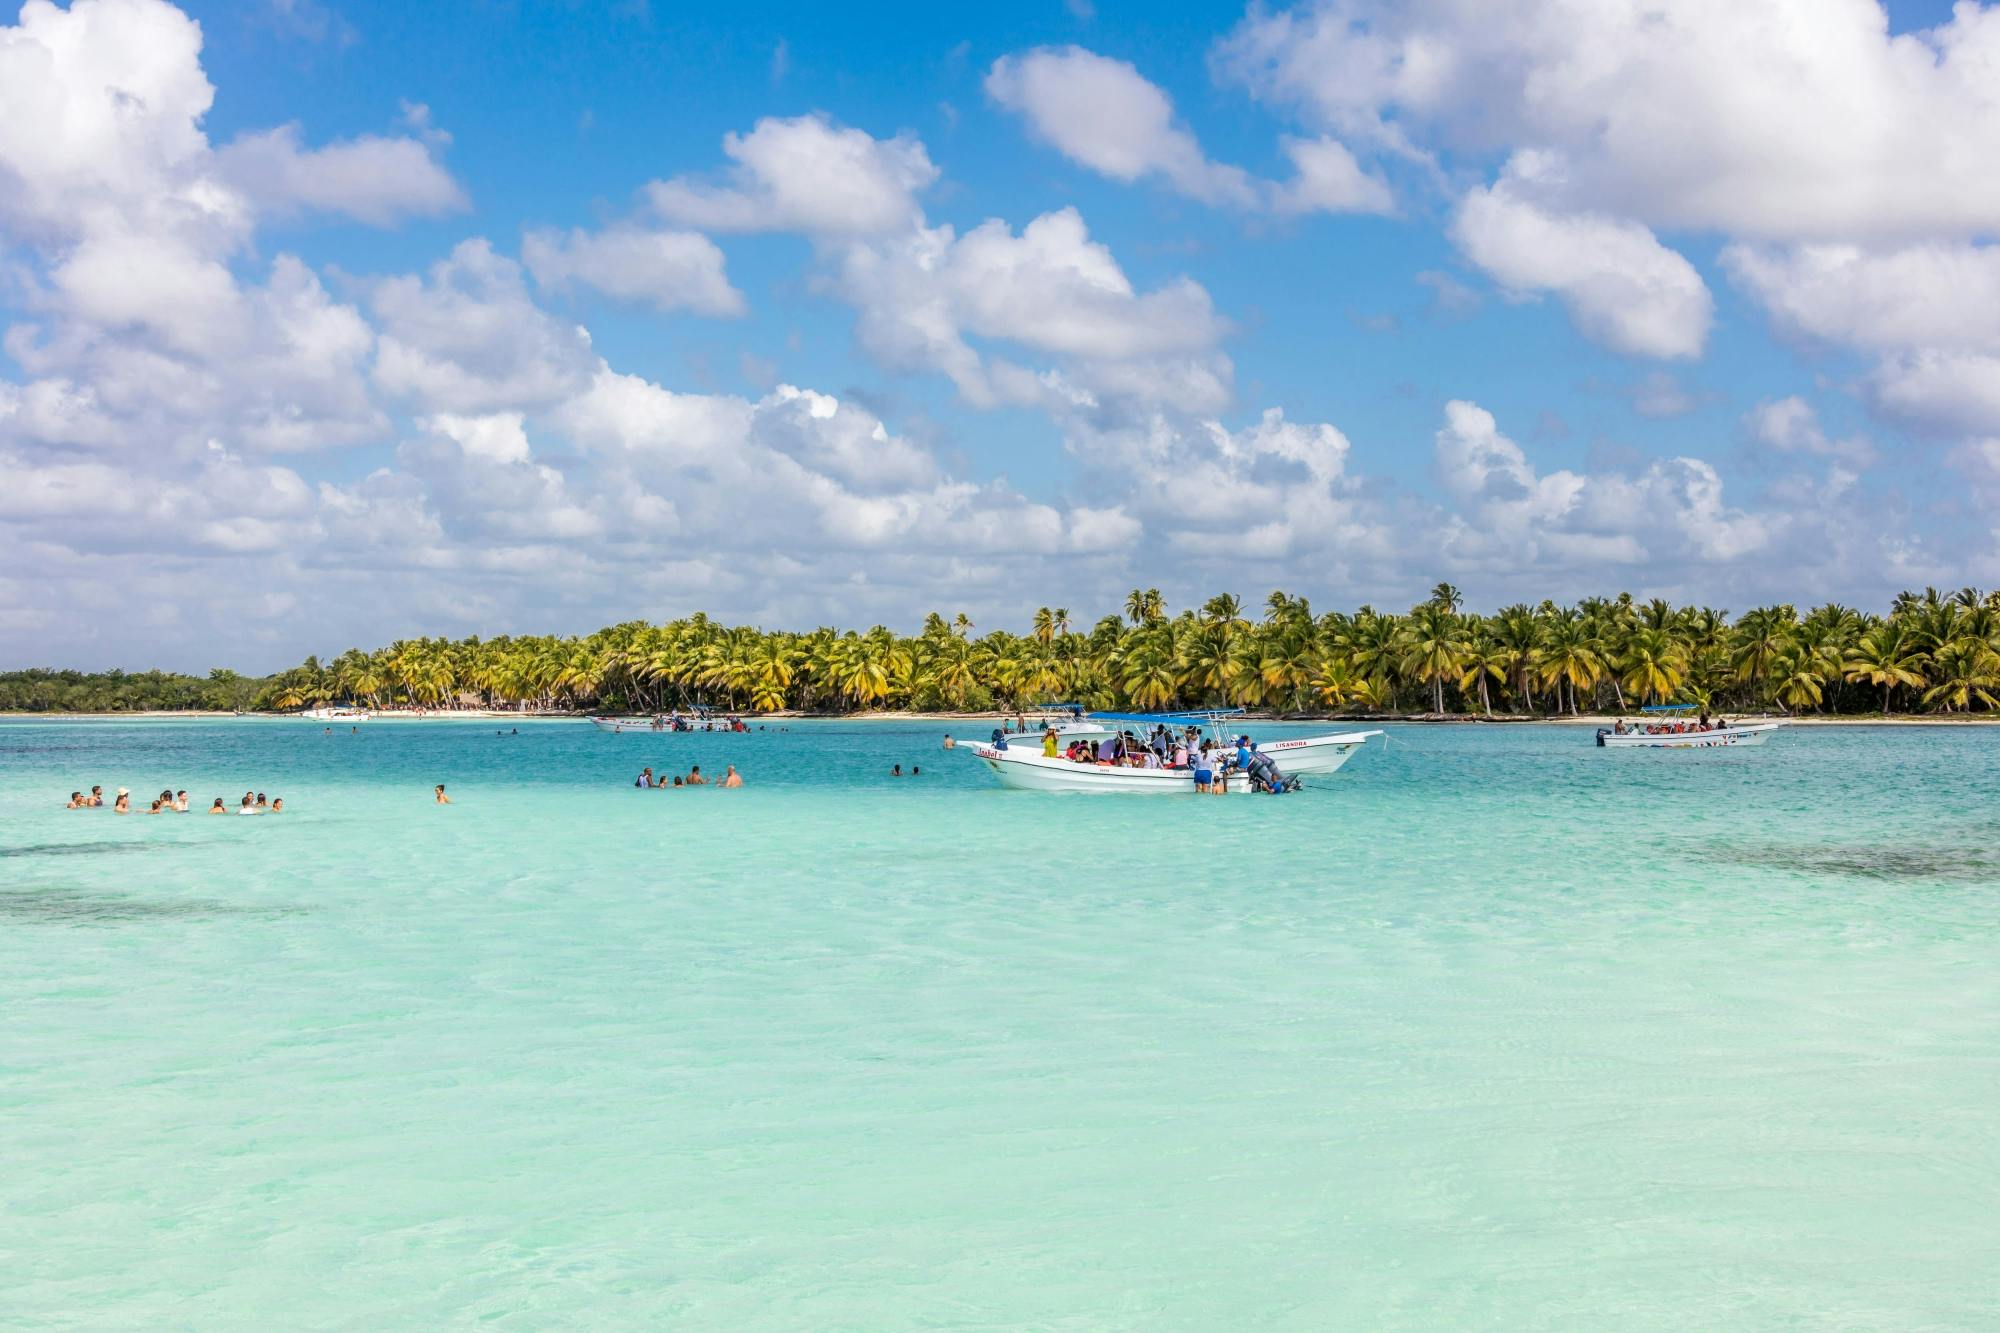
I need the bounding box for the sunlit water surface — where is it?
[2,718,1996,1328]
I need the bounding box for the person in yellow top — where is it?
[1042,728,1060,758]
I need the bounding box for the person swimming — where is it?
[721,765,743,788]
[88,785,104,807]
[174,790,189,812]
[890,763,903,776]
[147,798,165,814]
[636,767,654,788]
[686,766,707,785]
[113,789,132,813]
[208,798,227,814]
[672,776,684,787]
[434,784,451,804]
[239,794,259,815]
[270,798,284,812]
[65,791,84,809]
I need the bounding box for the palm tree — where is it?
[1844,624,1928,714]
[1618,627,1689,705]
[1399,603,1470,714]
[1538,613,1604,716]
[1922,639,2000,712]
[1457,631,1510,717]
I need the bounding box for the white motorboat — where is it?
[591,715,672,733]
[591,712,747,733]
[1596,720,1784,748]
[300,704,370,721]
[968,709,1380,793]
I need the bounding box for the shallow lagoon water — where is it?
[2,718,1996,1328]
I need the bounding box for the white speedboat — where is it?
[1596,720,1784,748]
[591,715,674,733]
[301,705,369,721]
[968,709,1380,793]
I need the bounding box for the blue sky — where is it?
[3,0,1998,669]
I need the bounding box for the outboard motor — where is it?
[1245,750,1296,793]
[1595,727,1609,747]
[989,727,1008,750]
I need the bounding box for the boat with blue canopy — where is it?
[1596,705,1785,748]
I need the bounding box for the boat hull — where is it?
[970,730,1379,792]
[1599,721,1783,748]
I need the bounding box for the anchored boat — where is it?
[300,704,370,721]
[968,708,1380,793]
[1596,705,1785,748]
[1597,721,1784,748]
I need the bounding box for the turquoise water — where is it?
[3,718,1996,1329]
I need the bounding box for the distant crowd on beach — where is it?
[67,786,285,814]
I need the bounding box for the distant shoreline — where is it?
[5,709,1999,727]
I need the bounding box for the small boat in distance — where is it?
[1596,705,1785,748]
[590,711,748,733]
[300,704,370,721]
[968,708,1380,793]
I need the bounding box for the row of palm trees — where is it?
[256,585,2000,717]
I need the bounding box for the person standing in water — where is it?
[721,765,743,788]
[434,784,451,804]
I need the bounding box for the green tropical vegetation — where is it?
[219,584,2000,718]
[0,668,269,713]
[14,585,2000,717]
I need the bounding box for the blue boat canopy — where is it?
[1640,703,1697,712]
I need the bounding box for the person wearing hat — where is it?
[112,788,131,814]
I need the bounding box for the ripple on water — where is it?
[0,840,153,859]
[0,885,301,924]
[1707,841,2000,884]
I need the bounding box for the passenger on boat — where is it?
[1042,730,1059,758]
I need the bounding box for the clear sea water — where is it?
[2,717,1996,1329]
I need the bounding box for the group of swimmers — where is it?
[66,786,286,814]
[633,764,744,788]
